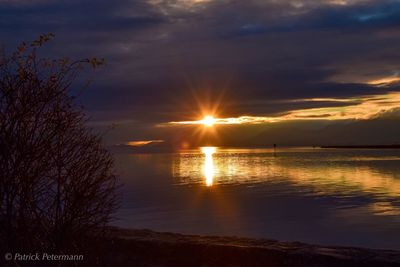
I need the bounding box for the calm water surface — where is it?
[114,147,400,250]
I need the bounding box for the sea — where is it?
[113,147,400,250]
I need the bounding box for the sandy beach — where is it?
[88,228,400,267]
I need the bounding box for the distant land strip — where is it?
[321,145,400,149]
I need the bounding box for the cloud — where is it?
[125,140,164,146]
[166,92,400,126]
[1,0,400,144]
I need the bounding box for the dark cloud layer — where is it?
[2,0,400,145]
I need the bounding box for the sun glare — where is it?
[202,147,216,186]
[201,115,215,127]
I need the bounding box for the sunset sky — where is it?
[3,0,400,147]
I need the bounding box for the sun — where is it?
[201,115,216,127]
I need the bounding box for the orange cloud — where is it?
[126,140,164,147]
[367,76,400,86]
[165,92,400,126]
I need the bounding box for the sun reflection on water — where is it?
[202,147,216,186]
[171,148,400,215]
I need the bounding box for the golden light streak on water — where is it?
[201,147,216,186]
[172,148,400,214]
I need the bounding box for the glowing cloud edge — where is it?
[163,92,400,126]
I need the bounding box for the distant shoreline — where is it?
[110,144,400,154]
[321,145,400,149]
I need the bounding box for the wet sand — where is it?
[91,228,400,267]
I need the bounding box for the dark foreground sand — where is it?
[90,228,400,267]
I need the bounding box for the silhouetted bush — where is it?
[0,34,119,263]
